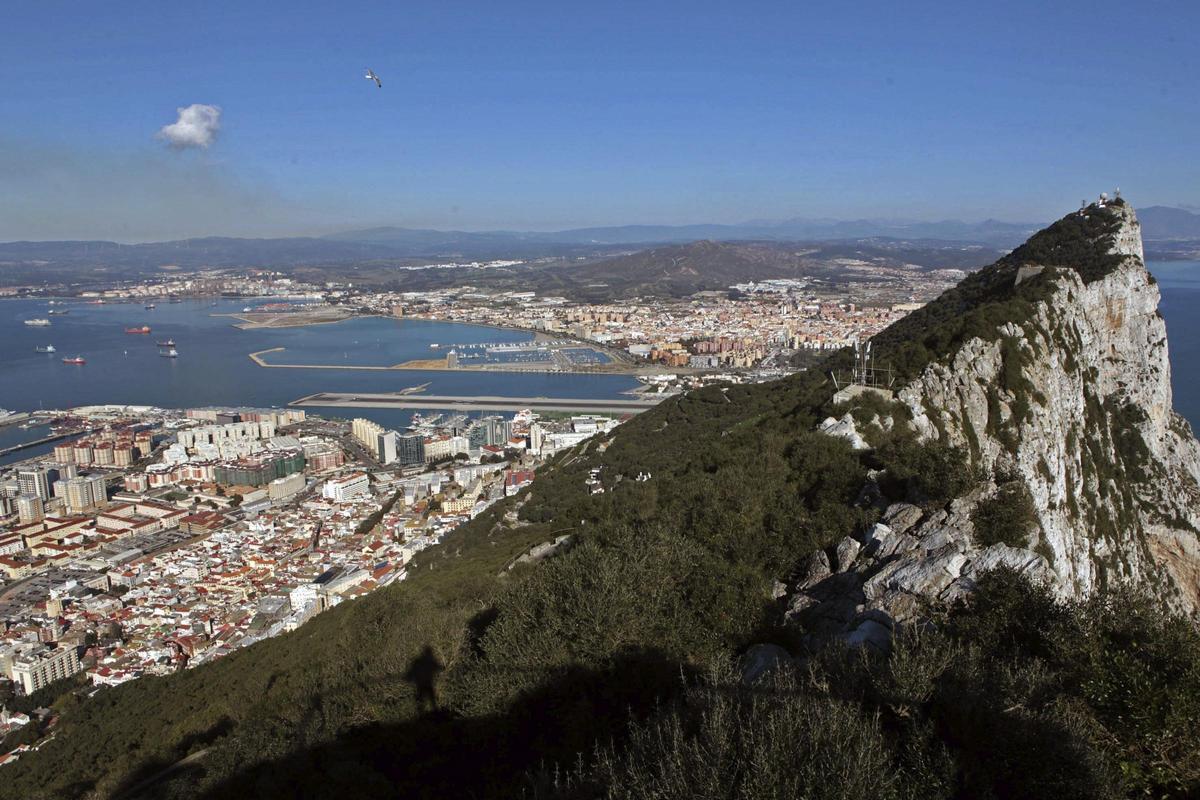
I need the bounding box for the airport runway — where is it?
[289,391,668,414]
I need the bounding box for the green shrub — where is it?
[570,670,905,800]
[972,481,1039,547]
[874,438,976,503]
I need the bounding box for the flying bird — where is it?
[365,68,382,88]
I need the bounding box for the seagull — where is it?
[365,68,381,88]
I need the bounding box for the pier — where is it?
[0,432,72,458]
[289,392,667,415]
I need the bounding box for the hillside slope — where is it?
[4,200,1199,800]
[552,238,999,299]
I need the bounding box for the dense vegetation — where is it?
[4,200,1193,799]
[557,569,1200,800]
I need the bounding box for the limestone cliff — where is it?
[789,200,1200,647]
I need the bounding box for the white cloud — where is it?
[157,103,221,150]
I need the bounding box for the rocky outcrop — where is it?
[785,489,1053,651]
[818,413,869,450]
[788,201,1200,644]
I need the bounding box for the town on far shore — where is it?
[2,255,959,390]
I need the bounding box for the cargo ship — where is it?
[155,339,175,347]
[62,356,86,365]
[125,325,152,334]
[35,345,56,353]
[159,348,179,358]
[24,319,51,327]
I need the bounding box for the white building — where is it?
[377,430,398,465]
[10,645,81,695]
[268,472,306,502]
[322,472,369,502]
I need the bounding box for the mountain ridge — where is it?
[786,200,1200,646]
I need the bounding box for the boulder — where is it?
[876,532,920,560]
[818,413,869,450]
[795,550,831,590]
[786,592,819,619]
[883,503,924,535]
[959,544,1049,582]
[867,547,967,600]
[841,619,892,653]
[740,643,793,685]
[835,537,862,572]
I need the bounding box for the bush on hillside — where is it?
[874,438,975,503]
[971,480,1038,548]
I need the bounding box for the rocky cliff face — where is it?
[790,201,1200,647]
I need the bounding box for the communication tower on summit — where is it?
[830,340,895,402]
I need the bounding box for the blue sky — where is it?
[2,0,1198,240]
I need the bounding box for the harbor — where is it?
[0,298,649,432]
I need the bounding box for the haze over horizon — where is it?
[2,1,1198,242]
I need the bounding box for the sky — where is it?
[1,0,1198,241]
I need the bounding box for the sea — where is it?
[1151,260,1200,427]
[0,298,641,466]
[1,264,1197,467]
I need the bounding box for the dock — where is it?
[289,392,667,415]
[0,432,73,458]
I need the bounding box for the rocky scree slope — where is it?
[793,200,1200,649]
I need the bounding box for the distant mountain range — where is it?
[322,217,1041,250]
[1,207,1196,286]
[322,206,1200,250]
[1137,205,1200,239]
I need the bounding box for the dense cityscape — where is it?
[0,394,621,755]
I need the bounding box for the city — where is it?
[0,399,621,746]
